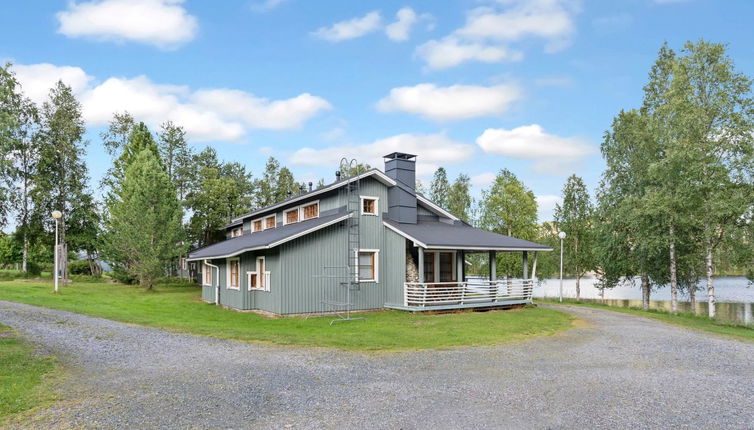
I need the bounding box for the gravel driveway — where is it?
[1,300,752,430]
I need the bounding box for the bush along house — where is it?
[187,153,552,315]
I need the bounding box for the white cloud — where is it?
[250,0,289,12]
[13,63,331,142]
[313,11,382,42]
[476,124,594,174]
[376,83,522,121]
[11,63,94,105]
[385,7,418,41]
[56,0,198,49]
[471,172,496,187]
[416,36,522,70]
[289,133,474,175]
[536,194,562,221]
[416,0,578,69]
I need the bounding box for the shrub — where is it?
[23,262,41,278]
[109,267,137,285]
[155,277,197,287]
[68,260,101,276]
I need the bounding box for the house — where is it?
[187,153,552,315]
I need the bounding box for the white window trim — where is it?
[251,217,265,233]
[283,200,320,225]
[301,200,320,221]
[226,258,240,290]
[231,227,243,238]
[357,249,379,283]
[202,262,213,286]
[247,256,270,292]
[264,214,277,230]
[360,196,379,216]
[180,257,187,270]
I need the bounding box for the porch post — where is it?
[522,251,528,279]
[489,251,497,281]
[458,251,465,283]
[531,252,538,279]
[417,247,425,283]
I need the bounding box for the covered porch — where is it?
[388,248,540,312]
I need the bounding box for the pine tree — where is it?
[105,149,185,289]
[275,167,299,202]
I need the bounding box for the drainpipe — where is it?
[204,260,220,305]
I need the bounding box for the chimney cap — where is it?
[383,152,416,161]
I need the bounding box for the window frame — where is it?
[360,196,379,216]
[283,207,300,225]
[226,258,240,290]
[301,200,319,221]
[230,227,243,238]
[251,219,264,233]
[180,257,187,270]
[264,214,277,230]
[357,249,379,283]
[202,261,213,286]
[247,256,270,292]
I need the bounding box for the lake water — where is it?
[532,276,754,325]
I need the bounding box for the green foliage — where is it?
[110,267,137,285]
[68,259,101,276]
[23,261,41,277]
[104,149,186,289]
[0,281,573,351]
[554,175,595,286]
[275,166,300,202]
[429,167,450,208]
[254,156,280,208]
[446,173,472,222]
[158,121,193,201]
[478,169,539,277]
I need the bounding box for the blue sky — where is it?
[2,0,753,221]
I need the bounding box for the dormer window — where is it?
[302,202,319,220]
[265,215,276,229]
[361,196,378,216]
[252,220,263,232]
[284,208,299,224]
[231,227,243,238]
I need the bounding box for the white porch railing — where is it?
[403,279,534,308]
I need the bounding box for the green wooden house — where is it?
[187,153,551,315]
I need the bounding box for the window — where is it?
[284,208,299,224]
[231,227,243,238]
[180,258,187,270]
[252,220,263,232]
[248,257,270,292]
[439,252,455,282]
[202,262,213,286]
[226,258,240,289]
[265,215,276,229]
[423,255,435,283]
[358,250,378,282]
[361,196,378,216]
[302,202,319,220]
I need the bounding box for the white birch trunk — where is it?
[669,224,678,314]
[705,241,716,318]
[641,275,650,311]
[22,235,28,274]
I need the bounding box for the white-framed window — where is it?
[283,207,300,225]
[247,256,270,292]
[252,219,264,232]
[360,196,379,216]
[226,258,240,290]
[264,215,276,229]
[180,257,187,270]
[231,227,243,238]
[301,201,319,220]
[357,249,379,283]
[202,261,213,286]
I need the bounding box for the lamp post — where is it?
[558,231,566,302]
[52,210,62,293]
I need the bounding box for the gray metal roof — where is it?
[383,219,552,251]
[189,209,349,260]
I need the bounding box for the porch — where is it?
[387,247,540,312]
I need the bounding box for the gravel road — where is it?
[1,300,752,429]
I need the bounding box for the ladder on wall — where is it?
[311,158,365,324]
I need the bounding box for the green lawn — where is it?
[0,281,573,351]
[0,324,58,420]
[537,298,754,342]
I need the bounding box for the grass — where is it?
[538,298,754,342]
[0,324,58,421]
[0,281,573,351]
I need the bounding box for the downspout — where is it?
[205,260,220,305]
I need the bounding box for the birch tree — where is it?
[446,173,472,222]
[554,175,594,299]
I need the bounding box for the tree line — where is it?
[425,40,753,319]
